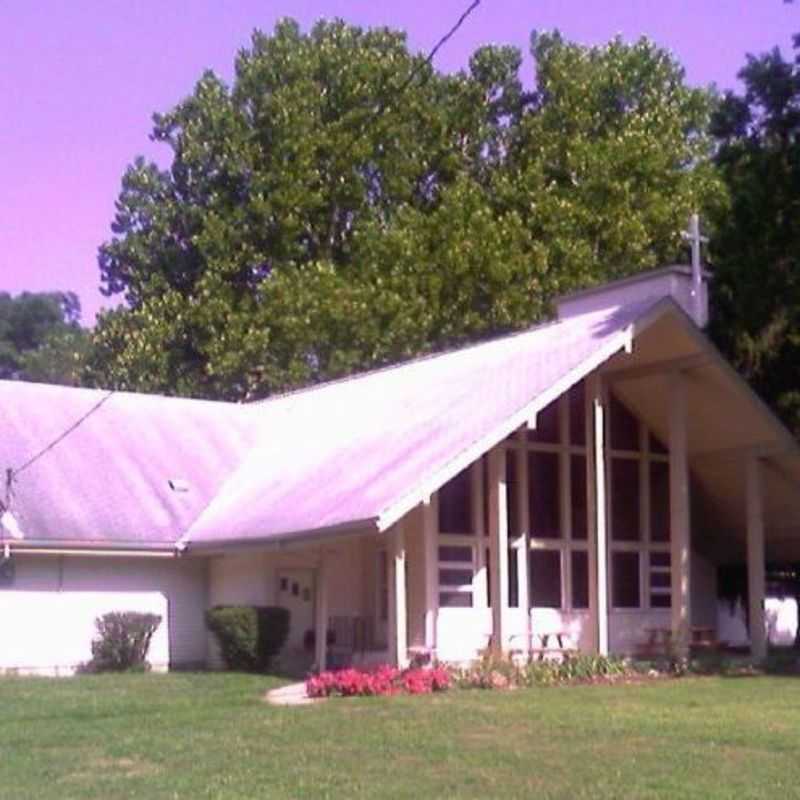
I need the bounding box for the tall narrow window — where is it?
[529,451,560,538]
[571,550,589,610]
[530,550,561,608]
[611,458,640,541]
[439,468,472,534]
[571,454,588,540]
[612,552,640,608]
[506,450,519,539]
[650,461,670,542]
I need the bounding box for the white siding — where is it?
[0,555,208,674]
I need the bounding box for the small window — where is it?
[571,550,589,609]
[439,569,473,587]
[529,451,561,539]
[612,552,640,608]
[439,468,472,534]
[439,545,473,563]
[650,593,671,608]
[530,550,562,608]
[439,592,473,608]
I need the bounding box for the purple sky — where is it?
[1,1,797,324]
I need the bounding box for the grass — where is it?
[1,673,799,799]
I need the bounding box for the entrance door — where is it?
[277,569,315,651]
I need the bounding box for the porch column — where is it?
[746,455,767,661]
[389,521,409,667]
[314,554,329,671]
[587,374,609,655]
[669,372,691,658]
[515,429,531,656]
[488,446,509,653]
[423,496,438,652]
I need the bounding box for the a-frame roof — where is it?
[3,294,800,555]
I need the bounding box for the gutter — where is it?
[1,540,180,558]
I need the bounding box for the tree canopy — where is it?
[87,20,722,400]
[709,35,800,434]
[0,291,90,386]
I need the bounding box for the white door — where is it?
[277,569,315,651]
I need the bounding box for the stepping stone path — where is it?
[264,681,319,706]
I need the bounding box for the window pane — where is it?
[610,395,640,451]
[612,458,640,541]
[439,467,472,534]
[529,399,559,444]
[650,461,670,542]
[506,450,519,538]
[530,550,561,608]
[649,433,668,455]
[529,451,561,539]
[439,569,473,587]
[571,550,589,609]
[650,551,671,568]
[650,593,671,609]
[571,454,588,540]
[440,592,473,608]
[485,547,491,606]
[569,382,586,445]
[612,552,640,608]
[508,547,519,608]
[439,546,473,563]
[650,571,671,589]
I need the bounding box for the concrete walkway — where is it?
[264,681,319,707]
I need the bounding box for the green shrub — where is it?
[455,650,632,690]
[205,606,290,671]
[85,611,162,672]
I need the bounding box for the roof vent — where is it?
[168,478,190,493]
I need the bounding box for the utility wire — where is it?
[9,390,115,484]
[2,1,483,498]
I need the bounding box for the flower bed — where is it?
[306,665,451,698]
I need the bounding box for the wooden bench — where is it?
[635,626,725,659]
[509,631,578,662]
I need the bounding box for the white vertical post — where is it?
[471,460,488,608]
[588,376,610,656]
[488,446,509,652]
[314,554,329,671]
[423,496,438,652]
[390,521,409,668]
[746,455,767,661]
[515,430,531,656]
[587,375,609,656]
[558,397,572,611]
[669,372,691,657]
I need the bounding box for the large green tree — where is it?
[709,36,800,434]
[88,20,722,400]
[0,291,90,386]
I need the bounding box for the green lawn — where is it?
[1,673,799,799]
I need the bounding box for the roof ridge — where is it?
[249,314,566,407]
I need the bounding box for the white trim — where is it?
[376,316,649,532]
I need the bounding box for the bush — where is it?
[454,650,632,690]
[205,606,290,671]
[306,665,451,698]
[85,611,162,673]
